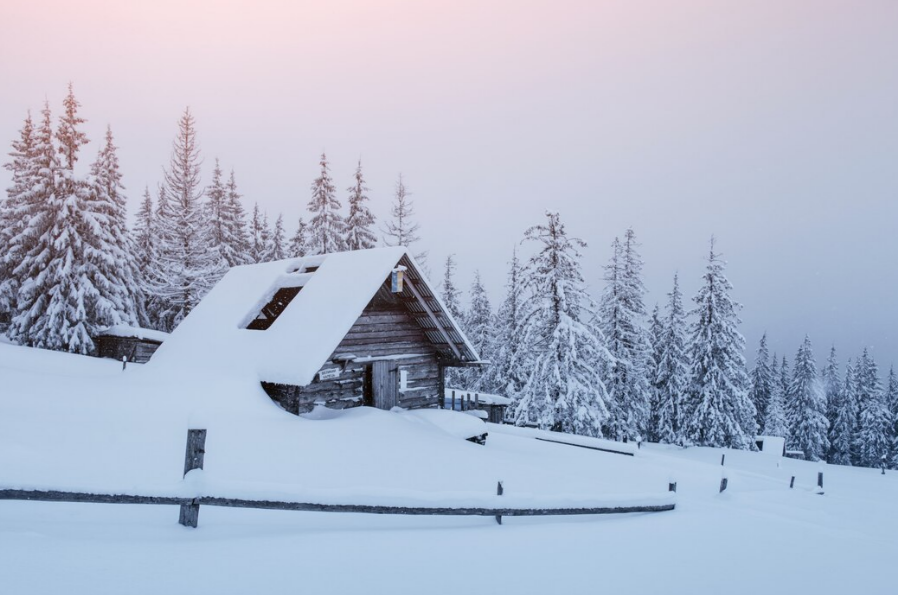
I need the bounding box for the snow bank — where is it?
[96,325,169,343]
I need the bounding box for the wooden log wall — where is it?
[262,297,443,414]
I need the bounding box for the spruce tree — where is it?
[270,214,288,260]
[763,354,789,440]
[830,359,858,465]
[440,254,464,388]
[0,111,35,315]
[748,333,774,429]
[599,229,652,440]
[886,366,898,468]
[249,203,267,263]
[307,152,344,254]
[86,125,139,328]
[821,346,841,461]
[260,212,273,261]
[647,304,665,443]
[151,108,223,330]
[652,273,690,445]
[461,270,493,391]
[382,174,426,264]
[681,238,756,449]
[223,169,251,266]
[513,212,610,436]
[9,101,95,352]
[290,217,309,257]
[345,159,377,251]
[785,336,829,461]
[132,186,156,328]
[856,348,890,468]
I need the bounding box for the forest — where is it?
[1,86,895,470]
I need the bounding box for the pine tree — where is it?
[748,333,774,429]
[440,254,464,388]
[270,214,288,260]
[132,186,156,328]
[763,353,789,439]
[821,346,841,461]
[479,248,527,411]
[223,169,251,266]
[260,212,273,261]
[55,82,89,171]
[785,336,829,461]
[647,304,665,442]
[599,229,652,440]
[856,348,890,468]
[829,359,858,465]
[651,273,690,445]
[382,174,425,264]
[886,366,898,468]
[86,125,139,328]
[513,212,610,436]
[681,238,756,449]
[307,152,344,254]
[345,159,377,251]
[151,108,223,330]
[0,111,36,315]
[8,100,96,352]
[290,217,309,257]
[461,270,493,391]
[249,203,267,263]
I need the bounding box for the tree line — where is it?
[1,86,895,469]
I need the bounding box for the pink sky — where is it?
[2,0,897,366]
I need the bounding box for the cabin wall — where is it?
[95,336,162,364]
[263,300,443,414]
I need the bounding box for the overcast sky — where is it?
[1,0,896,371]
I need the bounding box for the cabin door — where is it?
[371,361,399,410]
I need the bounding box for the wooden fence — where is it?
[0,430,676,528]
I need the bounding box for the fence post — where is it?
[721,454,725,466]
[719,477,728,493]
[179,429,206,528]
[790,476,795,489]
[668,481,677,493]
[495,481,504,525]
[816,471,824,495]
[451,390,456,411]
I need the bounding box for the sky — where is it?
[1,0,897,371]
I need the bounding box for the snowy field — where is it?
[1,342,896,595]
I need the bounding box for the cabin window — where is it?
[399,369,409,391]
[246,287,302,330]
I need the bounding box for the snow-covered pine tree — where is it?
[290,217,309,257]
[0,111,35,316]
[785,336,829,461]
[681,238,756,449]
[647,304,665,443]
[131,186,157,328]
[829,358,858,465]
[763,352,789,439]
[652,273,690,445]
[856,348,890,468]
[8,100,96,352]
[345,159,377,251]
[151,108,223,330]
[270,214,288,260]
[382,174,426,264]
[748,333,774,429]
[222,169,251,266]
[249,203,266,263]
[886,366,898,469]
[479,248,527,412]
[461,270,493,391]
[513,212,610,436]
[260,212,273,261]
[821,346,841,461]
[86,125,139,328]
[599,230,653,440]
[307,152,344,255]
[440,254,465,389]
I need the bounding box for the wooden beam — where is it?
[404,277,463,360]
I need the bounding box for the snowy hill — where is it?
[1,341,896,594]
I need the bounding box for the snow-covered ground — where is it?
[1,341,896,594]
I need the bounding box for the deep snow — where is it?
[0,341,896,594]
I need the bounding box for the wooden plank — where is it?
[179,429,206,527]
[0,489,675,517]
[533,437,634,457]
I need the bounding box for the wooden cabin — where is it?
[93,326,169,364]
[149,247,482,415]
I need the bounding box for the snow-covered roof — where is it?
[95,325,169,343]
[150,247,479,386]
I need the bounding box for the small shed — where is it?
[755,435,786,457]
[150,247,483,414]
[94,326,169,364]
[444,388,511,424]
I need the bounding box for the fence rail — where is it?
[0,429,676,528]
